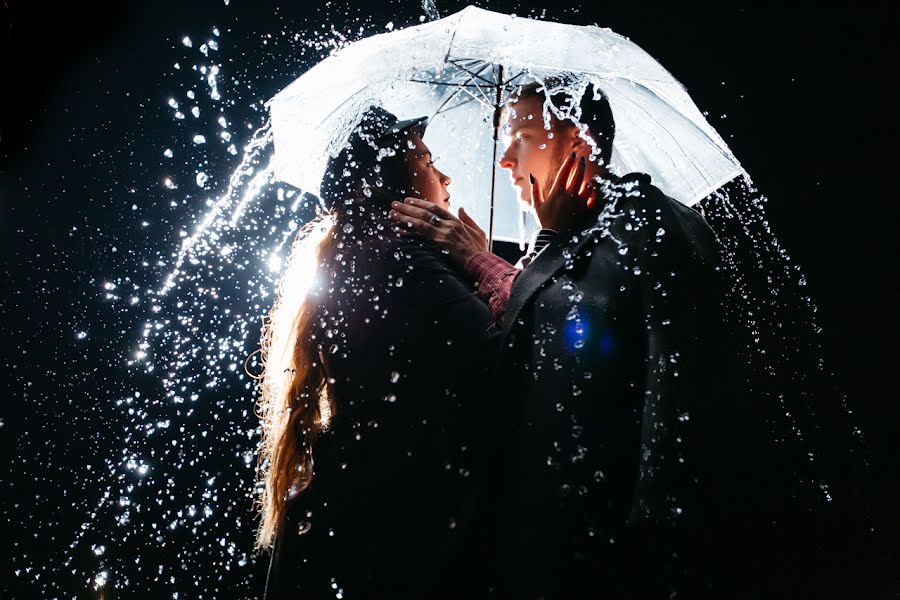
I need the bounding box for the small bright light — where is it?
[94,571,108,589]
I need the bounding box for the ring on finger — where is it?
[429,214,442,226]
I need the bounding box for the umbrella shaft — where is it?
[488,132,499,253]
[488,65,504,253]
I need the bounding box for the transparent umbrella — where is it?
[267,5,744,245]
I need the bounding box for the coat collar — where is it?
[498,172,653,342]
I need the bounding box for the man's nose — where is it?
[438,170,451,187]
[499,150,514,170]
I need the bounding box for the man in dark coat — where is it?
[391,82,748,598]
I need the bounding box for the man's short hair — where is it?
[510,79,616,166]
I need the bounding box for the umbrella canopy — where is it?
[267,5,744,243]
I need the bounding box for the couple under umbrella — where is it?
[258,87,757,598]
[253,8,834,599]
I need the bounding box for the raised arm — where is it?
[389,198,520,323]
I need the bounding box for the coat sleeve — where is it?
[628,198,724,521]
[463,251,521,324]
[622,194,733,586]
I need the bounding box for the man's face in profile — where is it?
[499,94,569,212]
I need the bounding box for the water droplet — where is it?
[297,520,311,535]
[390,371,400,384]
[342,223,354,234]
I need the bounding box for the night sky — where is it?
[2,0,899,597]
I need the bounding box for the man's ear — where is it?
[569,125,591,152]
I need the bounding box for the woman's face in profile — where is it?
[406,132,451,211]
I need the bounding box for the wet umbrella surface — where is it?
[2,1,899,598]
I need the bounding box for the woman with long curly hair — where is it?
[256,106,497,598]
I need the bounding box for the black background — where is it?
[2,0,899,597]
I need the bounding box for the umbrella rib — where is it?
[609,80,715,184]
[429,68,528,118]
[444,60,496,107]
[433,94,479,117]
[427,62,493,118]
[456,84,494,110]
[469,78,493,107]
[501,69,528,90]
[447,58,498,87]
[471,63,498,106]
[410,79,493,89]
[442,17,464,65]
[431,79,476,117]
[316,84,373,132]
[604,83,709,193]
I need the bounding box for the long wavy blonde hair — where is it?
[253,213,339,550]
